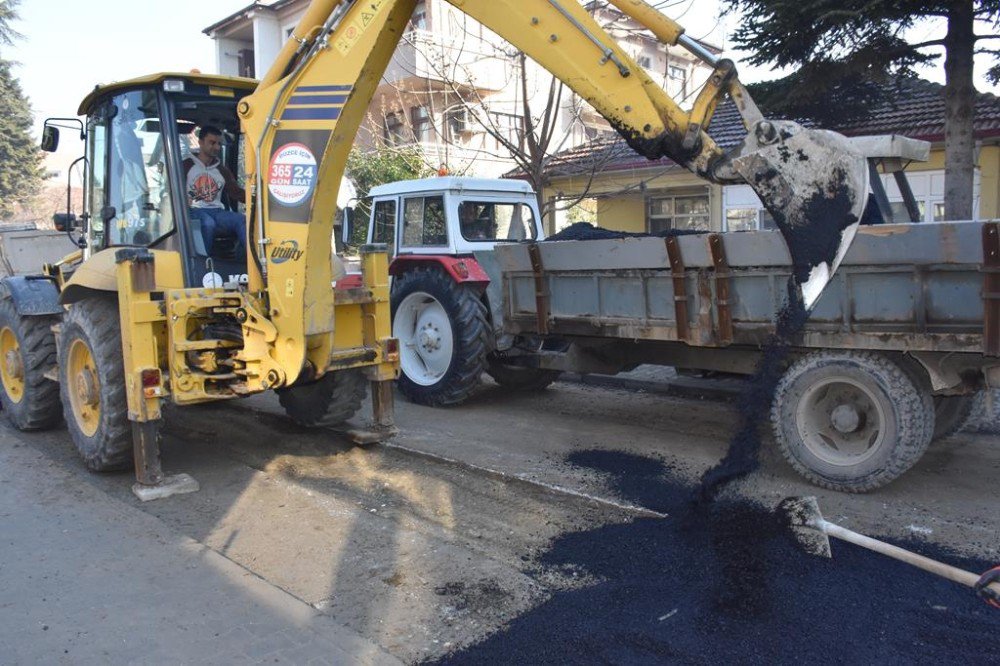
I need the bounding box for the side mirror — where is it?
[40,126,59,152]
[341,206,355,246]
[53,212,77,232]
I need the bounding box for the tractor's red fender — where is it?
[389,255,491,287]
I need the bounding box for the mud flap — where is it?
[731,121,869,310]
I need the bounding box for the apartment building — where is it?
[203,1,717,178]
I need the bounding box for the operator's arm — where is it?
[219,165,246,204]
[182,158,194,207]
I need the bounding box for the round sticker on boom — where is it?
[268,142,317,207]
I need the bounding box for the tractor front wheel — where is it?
[58,297,132,472]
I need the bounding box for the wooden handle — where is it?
[821,520,1000,596]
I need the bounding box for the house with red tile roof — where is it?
[515,78,1000,235]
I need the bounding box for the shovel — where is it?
[781,496,1000,606]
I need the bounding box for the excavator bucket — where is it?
[730,120,870,310]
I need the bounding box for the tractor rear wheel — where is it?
[58,297,132,472]
[391,267,489,406]
[0,298,61,430]
[277,368,367,427]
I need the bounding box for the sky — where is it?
[5,0,999,172]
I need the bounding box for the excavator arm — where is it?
[240,0,870,386]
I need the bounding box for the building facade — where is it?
[203,1,717,178]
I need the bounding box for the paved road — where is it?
[0,376,997,663]
[0,433,401,665]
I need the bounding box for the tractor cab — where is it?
[43,73,256,290]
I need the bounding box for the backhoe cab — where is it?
[0,73,398,500]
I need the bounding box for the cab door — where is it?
[85,89,176,254]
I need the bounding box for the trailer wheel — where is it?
[771,351,933,493]
[58,297,132,472]
[0,299,62,430]
[486,355,561,391]
[391,267,489,406]
[932,395,976,442]
[965,390,1000,435]
[277,369,367,427]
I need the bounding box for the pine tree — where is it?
[0,0,41,220]
[0,59,43,219]
[722,0,1000,220]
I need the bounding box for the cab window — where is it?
[402,195,447,247]
[104,89,174,247]
[458,201,537,242]
[372,199,397,248]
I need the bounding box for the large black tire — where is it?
[966,390,1000,435]
[277,369,367,427]
[58,297,132,472]
[391,267,489,406]
[771,351,934,493]
[0,298,62,430]
[486,354,561,391]
[932,395,976,442]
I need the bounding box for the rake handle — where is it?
[820,520,1000,596]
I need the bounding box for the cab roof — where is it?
[368,176,536,198]
[78,72,257,116]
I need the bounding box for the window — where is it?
[103,89,174,247]
[487,112,524,152]
[410,105,432,143]
[668,65,687,99]
[648,192,710,233]
[636,54,652,69]
[410,1,427,31]
[446,107,471,141]
[85,120,107,249]
[725,208,757,233]
[384,112,406,146]
[372,199,397,249]
[402,195,447,246]
[458,201,538,242]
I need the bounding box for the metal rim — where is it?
[66,338,101,437]
[795,375,887,467]
[393,291,454,387]
[0,326,24,403]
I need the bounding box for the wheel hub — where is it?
[4,349,22,381]
[75,368,99,407]
[830,404,862,433]
[418,324,441,352]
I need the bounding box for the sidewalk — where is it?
[0,433,402,666]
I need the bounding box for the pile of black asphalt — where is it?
[432,448,999,664]
[545,222,707,241]
[431,241,998,663]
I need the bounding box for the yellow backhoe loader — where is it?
[0,0,872,500]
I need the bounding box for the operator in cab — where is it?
[184,125,247,256]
